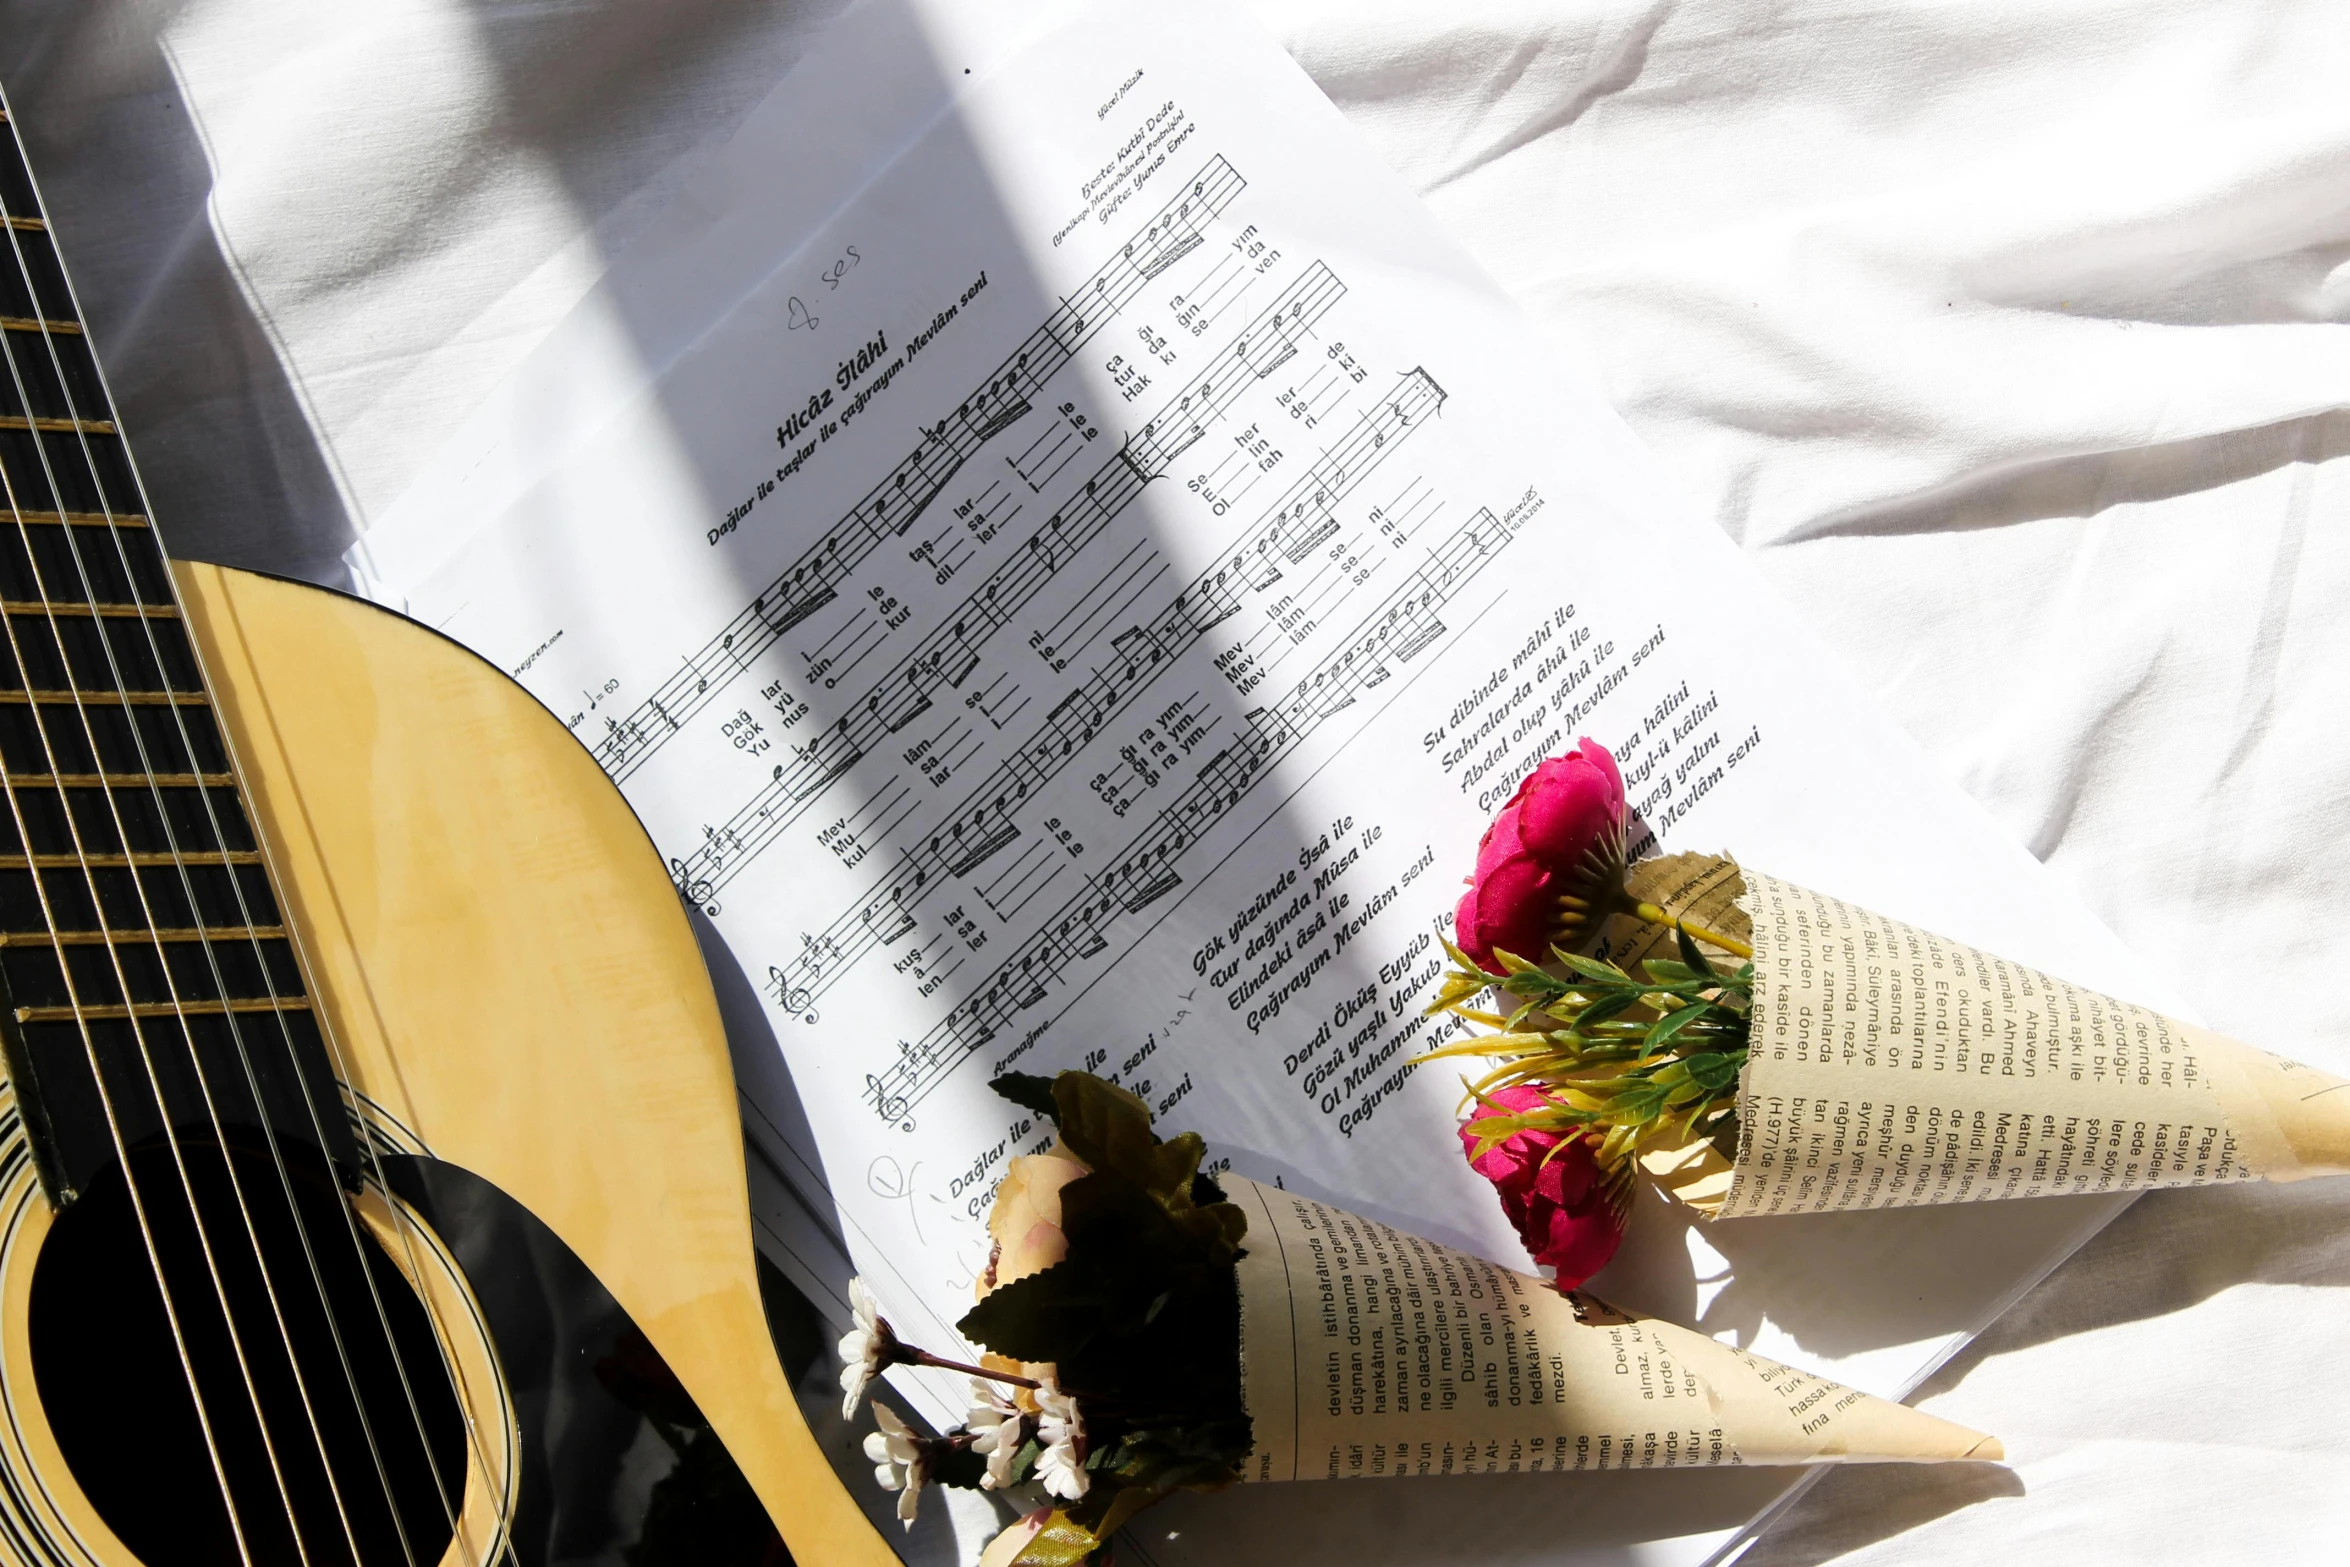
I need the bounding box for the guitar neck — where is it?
[0,91,353,1206]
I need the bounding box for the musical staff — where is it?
[763,368,1446,1010]
[595,155,1247,782]
[660,265,1349,911]
[1189,368,1444,627]
[864,502,1519,1122]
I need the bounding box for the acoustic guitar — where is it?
[0,88,892,1566]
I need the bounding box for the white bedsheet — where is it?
[4,1,2345,1561]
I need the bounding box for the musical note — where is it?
[762,370,1451,1026]
[597,157,1245,786]
[862,502,1521,1124]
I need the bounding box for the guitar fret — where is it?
[1,216,38,232]
[0,318,82,336]
[0,925,285,947]
[14,997,312,1024]
[0,691,210,707]
[0,416,117,436]
[0,850,262,869]
[0,602,178,619]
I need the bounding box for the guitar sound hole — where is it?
[30,1133,467,1566]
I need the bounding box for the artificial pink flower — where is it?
[1460,1084,1627,1288]
[1453,739,1627,969]
[981,1152,1087,1296]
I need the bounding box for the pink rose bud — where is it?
[1460,1084,1627,1288]
[1454,738,1627,969]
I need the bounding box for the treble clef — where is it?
[670,857,720,916]
[765,963,817,1017]
[865,1073,913,1127]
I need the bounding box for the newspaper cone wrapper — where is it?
[1643,866,2350,1219]
[1223,1176,2000,1479]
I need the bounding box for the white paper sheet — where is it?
[348,4,2200,1561]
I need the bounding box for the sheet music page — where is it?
[361,3,2197,1559]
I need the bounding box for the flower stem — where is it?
[1628,901,1754,961]
[905,1349,1043,1390]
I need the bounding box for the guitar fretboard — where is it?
[0,99,348,1203]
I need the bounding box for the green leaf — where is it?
[1199,1196,1248,1254]
[1608,1080,1671,1123]
[959,1166,1243,1362]
[1552,949,1635,985]
[956,1254,1124,1362]
[1012,1510,1105,1567]
[1641,959,1699,985]
[1683,1048,1746,1097]
[1640,1001,1712,1059]
[1514,967,1573,997]
[1573,991,1641,1029]
[1677,923,1718,979]
[1661,1077,1711,1109]
[1051,1073,1164,1192]
[991,1072,1064,1124]
[1147,1129,1208,1206]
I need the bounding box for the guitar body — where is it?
[0,562,891,1567]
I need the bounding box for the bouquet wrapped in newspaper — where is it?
[1421,739,2350,1283]
[837,1071,2000,1567]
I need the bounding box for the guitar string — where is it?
[6,310,452,1567]
[0,130,516,1567]
[25,313,496,1567]
[0,125,488,1566]
[0,540,271,1567]
[0,118,403,1566]
[0,319,382,1567]
[0,302,270,1565]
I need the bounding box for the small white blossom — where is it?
[862,1403,925,1528]
[966,1380,1029,1489]
[836,1276,892,1418]
[1033,1377,1089,1501]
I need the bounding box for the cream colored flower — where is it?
[862,1403,924,1529]
[1033,1377,1089,1501]
[837,1276,893,1418]
[967,1379,1029,1489]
